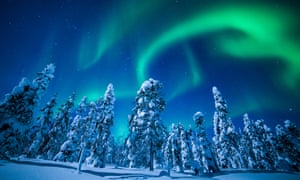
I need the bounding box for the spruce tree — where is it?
[27,94,57,158]
[164,123,184,173]
[0,64,55,124]
[239,113,256,168]
[126,78,166,171]
[192,112,219,174]
[180,126,193,170]
[252,119,277,170]
[88,83,115,168]
[0,64,55,158]
[212,86,243,168]
[78,101,98,172]
[39,93,75,160]
[276,120,300,171]
[53,96,89,162]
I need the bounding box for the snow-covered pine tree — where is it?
[53,96,89,162]
[78,101,98,172]
[164,125,174,173]
[38,93,75,160]
[27,94,57,158]
[0,64,55,158]
[212,86,243,169]
[164,123,184,173]
[0,64,55,124]
[180,125,193,170]
[276,120,300,172]
[126,78,166,171]
[87,83,115,168]
[192,112,219,174]
[239,113,256,169]
[252,119,277,170]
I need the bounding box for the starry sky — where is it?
[0,0,299,139]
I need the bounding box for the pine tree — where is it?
[180,126,193,170]
[0,64,55,158]
[164,123,184,173]
[0,64,55,123]
[192,112,219,174]
[53,96,89,162]
[239,113,256,168]
[88,83,115,168]
[27,94,57,158]
[212,86,243,169]
[276,120,300,172]
[78,101,98,172]
[252,119,277,170]
[39,93,75,160]
[126,78,166,171]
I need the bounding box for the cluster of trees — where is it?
[0,64,299,174]
[0,64,115,171]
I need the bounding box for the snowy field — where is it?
[0,159,299,180]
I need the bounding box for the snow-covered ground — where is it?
[0,159,299,180]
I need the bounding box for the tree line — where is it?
[0,64,299,174]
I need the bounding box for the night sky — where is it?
[0,0,299,139]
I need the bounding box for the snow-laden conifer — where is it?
[180,126,193,170]
[239,113,256,168]
[126,78,166,171]
[252,119,277,170]
[0,64,55,158]
[212,86,243,169]
[164,123,184,173]
[276,120,300,172]
[27,95,57,158]
[192,112,219,174]
[87,83,115,168]
[53,96,89,162]
[0,64,55,124]
[78,101,98,172]
[39,93,75,160]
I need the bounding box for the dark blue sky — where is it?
[0,0,299,138]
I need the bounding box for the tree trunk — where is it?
[77,145,86,173]
[150,140,154,171]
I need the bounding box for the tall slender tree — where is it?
[180,126,193,170]
[78,101,98,172]
[88,83,115,168]
[39,93,75,160]
[252,119,277,170]
[164,123,184,173]
[212,86,243,168]
[126,78,166,171]
[239,113,256,168]
[27,94,57,158]
[192,112,219,174]
[53,96,89,162]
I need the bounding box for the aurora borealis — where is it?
[0,0,299,139]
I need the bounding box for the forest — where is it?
[0,64,299,175]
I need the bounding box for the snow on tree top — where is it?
[139,78,159,93]
[193,112,204,120]
[45,64,56,74]
[12,78,31,94]
[212,86,219,95]
[104,83,115,103]
[193,111,204,126]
